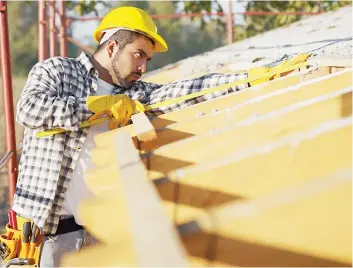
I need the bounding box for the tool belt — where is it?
[0,210,44,266]
[50,217,84,236]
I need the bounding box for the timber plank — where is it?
[94,67,341,148]
[80,130,188,267]
[82,75,352,266]
[164,120,352,224]
[139,70,352,152]
[147,89,352,178]
[90,88,351,169]
[88,118,352,226]
[180,171,351,266]
[131,112,157,142]
[148,67,345,129]
[168,121,351,266]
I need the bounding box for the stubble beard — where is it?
[109,53,133,89]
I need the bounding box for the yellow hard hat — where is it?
[93,6,168,52]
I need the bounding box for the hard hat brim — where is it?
[143,29,168,53]
[94,27,168,53]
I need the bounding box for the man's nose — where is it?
[138,62,147,73]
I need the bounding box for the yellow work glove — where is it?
[87,95,146,130]
[248,53,311,86]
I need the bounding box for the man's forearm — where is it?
[144,72,249,115]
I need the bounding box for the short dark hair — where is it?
[94,29,154,53]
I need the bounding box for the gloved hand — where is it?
[248,53,311,86]
[87,95,146,129]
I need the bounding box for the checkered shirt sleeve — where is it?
[128,73,249,116]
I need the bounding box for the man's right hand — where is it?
[87,94,146,129]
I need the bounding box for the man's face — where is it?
[109,37,154,88]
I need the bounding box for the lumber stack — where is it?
[61,64,352,267]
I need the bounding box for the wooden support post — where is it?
[77,130,188,267]
[131,113,157,142]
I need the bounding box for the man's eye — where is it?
[135,52,141,58]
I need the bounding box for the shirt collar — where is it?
[76,52,95,76]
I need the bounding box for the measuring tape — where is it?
[145,61,309,110]
[35,117,110,138]
[35,60,310,139]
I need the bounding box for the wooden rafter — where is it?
[67,58,352,267]
[90,88,351,171]
[131,112,157,142]
[79,130,188,266]
[95,69,352,152]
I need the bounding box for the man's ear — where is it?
[106,40,119,58]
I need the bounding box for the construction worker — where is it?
[12,6,248,267]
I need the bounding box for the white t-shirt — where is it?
[60,78,115,225]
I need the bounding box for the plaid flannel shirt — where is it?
[13,52,248,234]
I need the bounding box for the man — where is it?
[12,6,248,267]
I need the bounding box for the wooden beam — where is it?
[147,67,345,131]
[85,120,352,266]
[180,171,352,266]
[147,89,352,179]
[84,164,120,195]
[90,88,351,169]
[164,118,352,223]
[89,108,352,227]
[131,112,157,142]
[80,130,188,267]
[138,69,352,152]
[94,67,340,148]
[62,171,352,267]
[83,72,352,266]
